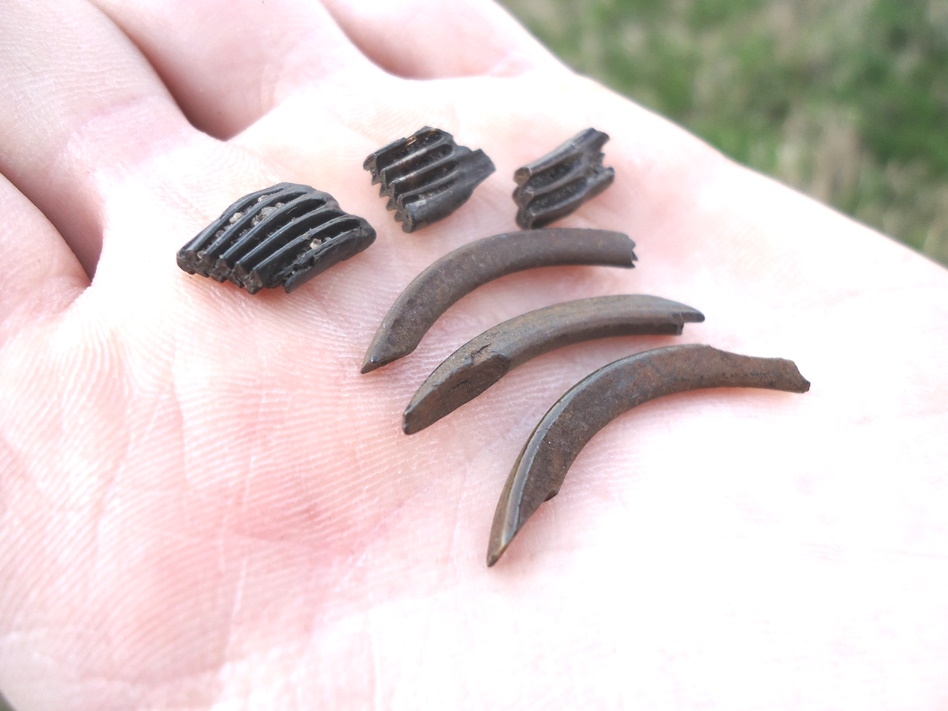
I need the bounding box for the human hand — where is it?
[2,1,947,709]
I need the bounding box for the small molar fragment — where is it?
[363,126,496,233]
[176,182,376,294]
[513,127,615,229]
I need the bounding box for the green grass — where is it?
[500,0,948,267]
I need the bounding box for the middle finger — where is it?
[90,0,386,139]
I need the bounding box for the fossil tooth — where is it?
[487,345,810,566]
[402,295,704,434]
[176,182,376,294]
[360,228,637,373]
[364,126,495,233]
[513,128,615,229]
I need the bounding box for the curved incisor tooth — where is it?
[487,345,811,566]
[403,295,705,434]
[364,126,496,233]
[176,183,376,294]
[360,228,637,373]
[513,128,615,229]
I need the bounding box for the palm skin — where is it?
[1,1,947,709]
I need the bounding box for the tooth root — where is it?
[176,183,376,293]
[513,127,615,230]
[364,126,496,233]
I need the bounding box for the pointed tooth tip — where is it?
[401,408,423,435]
[486,536,512,568]
[360,336,398,372]
[402,393,442,435]
[486,543,504,567]
[361,342,411,373]
[486,524,516,567]
[360,357,381,374]
[401,414,419,435]
[361,350,403,374]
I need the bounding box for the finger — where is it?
[0,0,192,276]
[0,176,87,341]
[319,0,563,78]
[90,0,385,138]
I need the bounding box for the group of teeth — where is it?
[176,127,614,293]
[176,127,809,567]
[359,228,809,566]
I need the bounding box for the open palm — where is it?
[2,1,947,709]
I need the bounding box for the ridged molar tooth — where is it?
[176,182,376,294]
[513,128,615,229]
[364,126,495,233]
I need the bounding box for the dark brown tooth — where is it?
[487,345,810,566]
[176,183,376,294]
[360,228,637,374]
[364,126,495,233]
[513,127,615,230]
[403,295,704,434]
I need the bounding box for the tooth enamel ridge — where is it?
[176,182,376,294]
[364,126,496,233]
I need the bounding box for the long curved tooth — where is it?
[360,228,637,373]
[403,295,704,434]
[487,344,810,567]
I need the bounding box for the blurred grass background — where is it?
[499,0,948,267]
